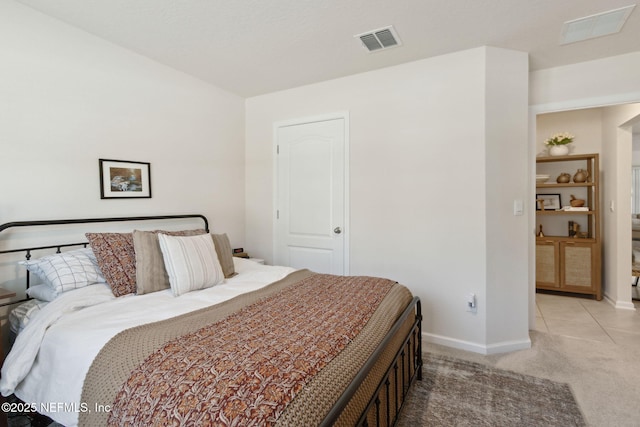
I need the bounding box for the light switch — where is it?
[513,199,524,216]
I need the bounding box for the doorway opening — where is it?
[532,104,640,324]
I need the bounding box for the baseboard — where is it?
[603,293,636,311]
[423,332,531,355]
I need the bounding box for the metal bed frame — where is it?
[0,214,208,307]
[0,214,422,427]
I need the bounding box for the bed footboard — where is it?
[321,297,422,427]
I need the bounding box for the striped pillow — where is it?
[157,233,224,296]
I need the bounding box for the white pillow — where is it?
[26,284,57,302]
[21,248,106,295]
[157,233,224,296]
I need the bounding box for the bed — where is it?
[0,215,422,427]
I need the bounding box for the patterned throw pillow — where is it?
[157,233,224,296]
[85,233,136,297]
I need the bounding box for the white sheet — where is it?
[1,258,295,427]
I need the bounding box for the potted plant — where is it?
[545,132,574,156]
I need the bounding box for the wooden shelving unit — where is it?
[535,153,601,300]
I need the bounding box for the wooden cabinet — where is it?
[535,154,601,300]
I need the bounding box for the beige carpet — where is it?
[397,353,585,426]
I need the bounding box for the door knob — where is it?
[334,227,342,234]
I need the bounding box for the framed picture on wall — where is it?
[99,159,151,199]
[536,193,561,210]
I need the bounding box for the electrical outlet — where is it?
[466,293,476,312]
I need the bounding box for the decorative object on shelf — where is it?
[556,173,571,183]
[569,195,585,207]
[572,222,580,238]
[536,193,561,210]
[545,132,574,156]
[568,221,581,238]
[559,206,589,211]
[99,159,151,199]
[537,225,544,237]
[545,132,575,156]
[546,132,574,145]
[573,169,589,183]
[548,145,569,156]
[536,174,550,183]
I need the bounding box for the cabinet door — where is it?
[560,241,595,290]
[536,241,559,288]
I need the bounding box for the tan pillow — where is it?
[211,233,237,278]
[132,229,207,295]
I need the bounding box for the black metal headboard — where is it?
[0,214,209,307]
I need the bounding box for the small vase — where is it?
[548,145,570,156]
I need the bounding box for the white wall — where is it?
[0,1,247,349]
[484,48,530,349]
[246,47,530,353]
[530,52,640,109]
[0,1,246,241]
[601,105,640,308]
[530,53,640,312]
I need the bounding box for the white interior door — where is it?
[275,115,348,274]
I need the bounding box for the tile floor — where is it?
[534,288,640,345]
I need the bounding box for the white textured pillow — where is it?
[157,233,224,296]
[26,284,58,302]
[21,248,106,295]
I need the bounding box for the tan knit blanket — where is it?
[80,270,413,426]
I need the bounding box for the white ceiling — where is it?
[14,0,640,97]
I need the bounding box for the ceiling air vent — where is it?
[355,26,402,52]
[560,4,636,45]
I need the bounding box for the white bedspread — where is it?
[0,258,295,427]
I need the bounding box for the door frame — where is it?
[272,111,350,274]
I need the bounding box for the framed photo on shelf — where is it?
[536,193,561,211]
[99,159,151,199]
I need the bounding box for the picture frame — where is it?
[536,193,561,211]
[99,159,151,199]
